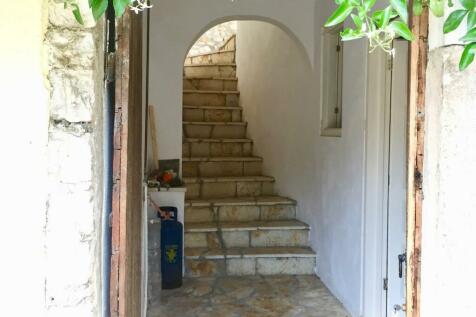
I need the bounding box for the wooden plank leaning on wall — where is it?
[406,4,428,317]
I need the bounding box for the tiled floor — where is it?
[147,275,350,317]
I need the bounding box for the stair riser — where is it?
[183,161,262,177]
[185,205,297,223]
[185,180,274,199]
[185,229,309,249]
[185,257,315,277]
[183,107,242,122]
[183,78,238,91]
[183,141,253,157]
[183,92,239,107]
[185,51,235,65]
[184,65,236,78]
[183,124,247,139]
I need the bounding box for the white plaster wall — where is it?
[148,0,317,164]
[235,5,368,315]
[421,30,476,316]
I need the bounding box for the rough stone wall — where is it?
[421,18,476,317]
[188,21,237,56]
[44,1,104,315]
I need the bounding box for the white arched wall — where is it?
[148,0,317,162]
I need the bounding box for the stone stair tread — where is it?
[184,77,238,81]
[183,105,242,110]
[183,176,274,184]
[183,121,247,126]
[185,220,309,233]
[184,137,252,143]
[187,49,236,58]
[184,63,236,67]
[182,156,262,162]
[185,196,296,207]
[185,246,316,260]
[183,90,240,94]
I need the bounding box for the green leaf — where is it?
[325,1,354,27]
[443,10,467,33]
[468,10,476,29]
[459,42,476,70]
[372,7,393,28]
[448,0,454,7]
[364,0,377,11]
[459,0,475,10]
[429,0,445,17]
[413,0,423,16]
[90,0,108,20]
[341,28,365,41]
[461,26,476,41]
[72,3,84,25]
[390,0,409,23]
[351,13,363,29]
[113,0,132,17]
[388,20,415,40]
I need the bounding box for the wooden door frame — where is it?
[406,6,428,317]
[110,9,144,317]
[107,5,428,317]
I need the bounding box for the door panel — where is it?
[386,40,409,317]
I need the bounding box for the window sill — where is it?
[321,128,342,138]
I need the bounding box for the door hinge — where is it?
[383,278,388,291]
[106,52,116,83]
[387,57,394,70]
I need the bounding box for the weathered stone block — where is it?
[237,181,261,197]
[227,258,256,275]
[257,258,315,275]
[186,259,226,277]
[182,162,199,177]
[204,109,232,122]
[190,142,210,157]
[261,181,275,196]
[201,182,236,198]
[185,206,215,223]
[251,230,309,247]
[212,125,246,138]
[222,231,250,247]
[183,108,204,121]
[225,94,239,107]
[199,161,243,177]
[185,232,208,248]
[184,125,212,138]
[219,205,260,222]
[243,161,262,176]
[260,205,296,220]
[185,183,200,199]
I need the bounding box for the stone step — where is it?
[184,50,236,66]
[183,105,242,123]
[183,77,238,91]
[185,246,316,277]
[183,138,253,158]
[185,220,310,249]
[183,90,240,107]
[184,196,297,223]
[184,64,236,79]
[182,157,262,177]
[184,176,275,199]
[183,121,247,139]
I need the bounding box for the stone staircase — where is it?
[182,36,316,277]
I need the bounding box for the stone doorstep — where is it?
[183,137,251,143]
[183,121,247,126]
[183,105,242,110]
[185,246,316,260]
[182,156,262,162]
[185,196,296,207]
[185,220,309,233]
[183,90,240,95]
[183,176,274,184]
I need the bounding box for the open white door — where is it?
[385,40,409,317]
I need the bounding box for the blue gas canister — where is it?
[159,206,183,290]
